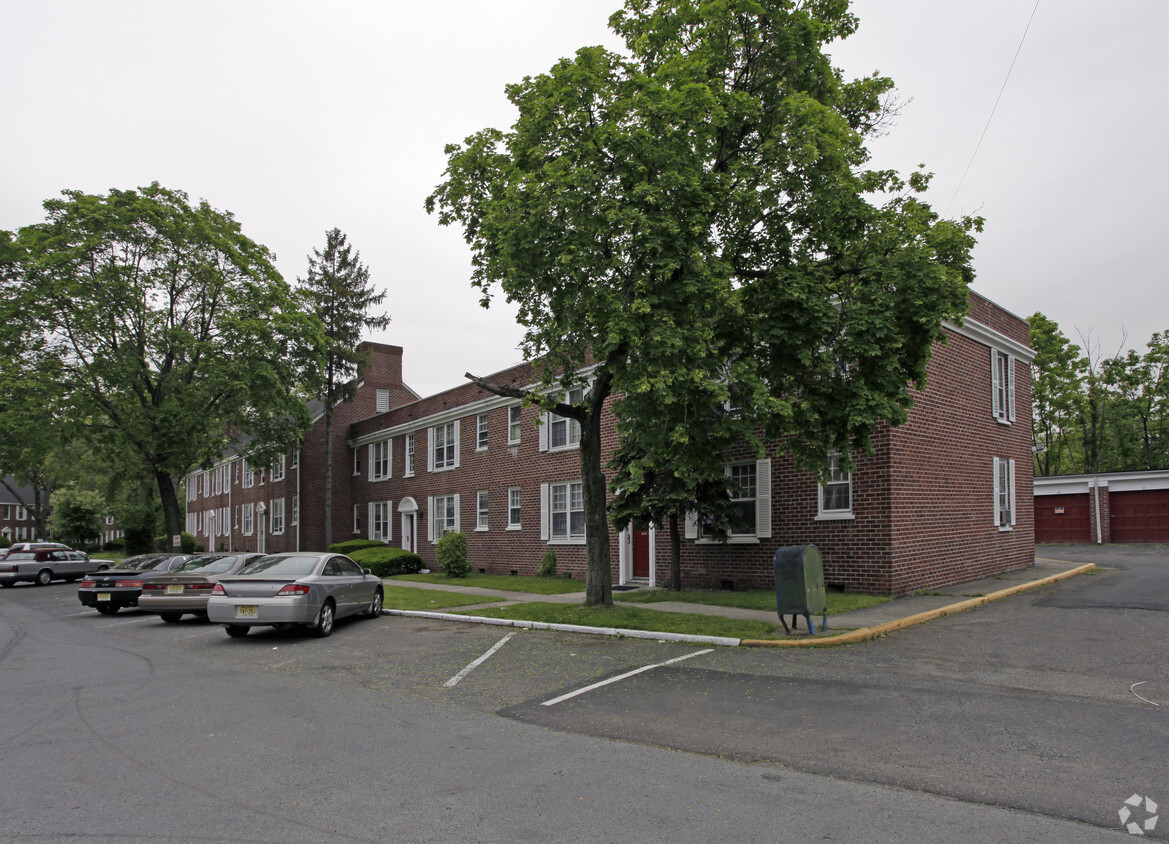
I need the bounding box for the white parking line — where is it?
[541,648,713,707]
[99,616,158,627]
[445,633,515,688]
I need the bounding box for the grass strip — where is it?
[393,571,585,595]
[382,584,495,611]
[455,601,781,640]
[615,587,891,615]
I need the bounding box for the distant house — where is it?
[187,293,1035,595]
[0,478,41,544]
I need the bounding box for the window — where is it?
[16,506,27,522]
[432,494,458,539]
[546,389,583,450]
[235,460,240,484]
[203,471,210,497]
[477,414,489,451]
[242,459,254,489]
[234,506,240,529]
[370,501,391,541]
[549,481,585,541]
[353,504,362,534]
[259,468,265,485]
[271,455,286,483]
[817,453,853,518]
[508,405,522,444]
[687,459,772,541]
[370,439,391,481]
[270,498,285,535]
[405,433,415,477]
[431,422,458,471]
[242,503,254,536]
[376,388,390,413]
[291,495,298,526]
[477,491,489,531]
[728,463,757,536]
[508,487,522,529]
[994,457,1016,529]
[290,451,298,469]
[213,467,222,495]
[353,446,362,477]
[991,349,1016,423]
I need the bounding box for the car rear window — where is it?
[239,556,319,577]
[173,555,231,573]
[116,556,169,571]
[5,552,34,561]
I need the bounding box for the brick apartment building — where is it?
[1,479,41,544]
[186,292,1035,595]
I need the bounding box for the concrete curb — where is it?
[383,609,742,647]
[739,563,1097,648]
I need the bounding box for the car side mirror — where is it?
[363,568,372,575]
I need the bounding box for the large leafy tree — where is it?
[1,184,325,543]
[1028,312,1085,475]
[297,228,390,548]
[429,0,978,606]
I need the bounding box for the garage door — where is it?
[1110,489,1169,543]
[1034,493,1091,543]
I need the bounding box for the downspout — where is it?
[296,447,302,552]
[1093,476,1103,545]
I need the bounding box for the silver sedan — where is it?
[205,552,384,638]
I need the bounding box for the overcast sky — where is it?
[3,0,1166,396]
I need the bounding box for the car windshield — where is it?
[239,555,320,577]
[172,555,235,574]
[115,555,169,571]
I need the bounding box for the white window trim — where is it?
[404,433,415,477]
[477,414,489,452]
[429,422,460,472]
[686,458,772,543]
[353,446,362,477]
[507,486,522,530]
[993,457,1017,530]
[271,455,286,483]
[242,503,254,536]
[369,500,392,542]
[270,498,285,535]
[816,453,855,521]
[429,493,460,541]
[991,348,1016,425]
[291,495,299,527]
[508,405,522,445]
[540,389,583,453]
[369,438,392,482]
[476,490,489,531]
[353,503,362,535]
[544,480,586,544]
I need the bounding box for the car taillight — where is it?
[141,583,165,591]
[121,580,143,588]
[0,566,14,574]
[79,579,96,587]
[211,583,226,595]
[276,584,310,596]
[186,583,213,590]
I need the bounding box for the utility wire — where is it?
[945,0,1042,218]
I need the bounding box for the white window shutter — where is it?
[992,458,1001,526]
[453,422,461,468]
[453,494,461,533]
[540,483,549,540]
[1007,355,1016,422]
[386,501,393,542]
[991,348,1001,419]
[1008,459,1016,526]
[538,413,548,452]
[427,496,435,541]
[367,503,375,540]
[755,458,772,538]
[427,428,435,472]
[684,511,698,539]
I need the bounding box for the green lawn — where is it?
[615,586,892,615]
[381,585,490,611]
[456,601,781,640]
[392,571,585,595]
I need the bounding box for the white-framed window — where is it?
[370,439,391,481]
[370,501,391,541]
[376,388,390,413]
[291,495,298,527]
[203,471,210,497]
[430,494,459,539]
[545,481,585,542]
[991,349,1016,424]
[430,422,459,471]
[234,506,240,529]
[728,463,758,536]
[405,433,415,477]
[259,468,265,485]
[186,513,196,534]
[353,446,362,477]
[508,487,522,529]
[993,457,1016,530]
[242,459,254,489]
[242,503,254,536]
[817,453,853,519]
[270,498,285,535]
[353,504,362,534]
[477,414,489,451]
[687,459,772,542]
[290,451,299,469]
[543,389,583,451]
[213,467,221,496]
[508,405,522,444]
[271,455,286,483]
[477,491,489,531]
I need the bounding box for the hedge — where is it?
[348,546,424,577]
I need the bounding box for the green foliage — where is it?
[327,538,389,554]
[348,546,424,577]
[48,484,105,548]
[395,571,584,595]
[436,531,470,578]
[0,535,11,549]
[537,548,558,578]
[153,532,201,554]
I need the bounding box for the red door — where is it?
[1034,493,1091,543]
[1110,490,1169,542]
[632,524,650,579]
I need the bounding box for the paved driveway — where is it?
[1036,543,1169,611]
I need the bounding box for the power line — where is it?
[945,0,1042,218]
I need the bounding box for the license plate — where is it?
[97,593,111,602]
[166,585,184,594]
[236,605,258,618]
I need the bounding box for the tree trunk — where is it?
[668,512,682,591]
[323,410,334,549]
[156,470,183,548]
[579,372,612,607]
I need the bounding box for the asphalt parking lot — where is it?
[1,545,1164,841]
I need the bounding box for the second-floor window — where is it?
[431,422,458,471]
[370,439,391,481]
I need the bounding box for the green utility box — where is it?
[773,544,828,634]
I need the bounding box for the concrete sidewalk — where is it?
[381,557,1096,647]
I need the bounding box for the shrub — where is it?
[537,548,557,578]
[348,546,424,577]
[0,535,11,549]
[153,532,200,553]
[436,531,469,578]
[102,537,126,552]
[328,538,388,555]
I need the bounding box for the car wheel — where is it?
[97,565,109,571]
[160,613,182,623]
[35,569,53,586]
[225,625,249,638]
[313,600,335,638]
[96,605,119,615]
[366,589,383,619]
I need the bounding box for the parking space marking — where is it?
[99,616,159,627]
[541,649,713,707]
[445,633,515,688]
